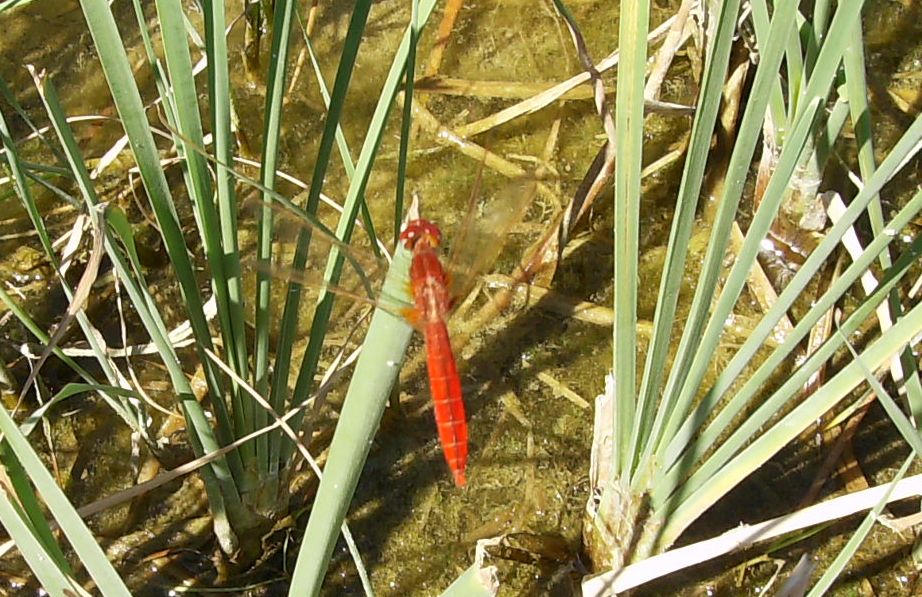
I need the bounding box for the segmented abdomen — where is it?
[423,320,467,487]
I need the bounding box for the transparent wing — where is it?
[446,177,537,305]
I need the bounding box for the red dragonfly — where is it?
[398,179,534,487]
[265,178,533,486]
[400,219,468,486]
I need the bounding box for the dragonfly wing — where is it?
[446,177,536,303]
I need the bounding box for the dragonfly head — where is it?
[400,219,442,250]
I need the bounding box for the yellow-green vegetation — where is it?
[0,0,921,596]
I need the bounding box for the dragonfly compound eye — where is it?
[400,219,442,249]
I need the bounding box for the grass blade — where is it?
[290,244,415,593]
[279,0,439,465]
[806,456,913,596]
[254,0,298,479]
[610,0,648,475]
[268,0,375,469]
[660,295,922,547]
[657,112,922,477]
[0,403,131,595]
[650,0,801,460]
[632,0,743,483]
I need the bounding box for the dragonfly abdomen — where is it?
[423,320,468,487]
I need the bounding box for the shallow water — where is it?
[1,0,921,595]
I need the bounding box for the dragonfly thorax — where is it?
[409,249,453,322]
